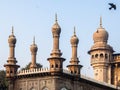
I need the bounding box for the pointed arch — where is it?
[42,87,49,90]
[30,87,35,90]
[61,87,68,90]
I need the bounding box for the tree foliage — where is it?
[21,62,42,70]
[0,70,8,90]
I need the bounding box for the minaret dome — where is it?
[30,37,38,53]
[93,17,108,43]
[70,27,79,45]
[8,26,16,45]
[52,14,61,36]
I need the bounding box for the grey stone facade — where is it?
[14,72,117,90]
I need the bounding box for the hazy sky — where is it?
[0,0,120,77]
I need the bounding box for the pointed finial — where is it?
[33,36,35,44]
[12,26,14,35]
[100,16,102,28]
[74,26,76,36]
[55,13,58,22]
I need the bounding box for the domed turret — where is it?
[52,14,61,36]
[88,17,114,83]
[48,14,65,74]
[93,28,108,43]
[30,37,38,70]
[93,17,108,43]
[67,28,82,76]
[4,27,20,79]
[70,27,79,45]
[8,27,16,45]
[30,37,38,53]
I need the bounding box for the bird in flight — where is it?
[109,3,116,10]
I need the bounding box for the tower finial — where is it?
[12,26,14,35]
[100,16,102,28]
[55,13,57,22]
[74,26,76,35]
[33,36,35,44]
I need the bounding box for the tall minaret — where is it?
[48,14,65,74]
[30,37,38,70]
[67,27,82,76]
[88,17,114,83]
[4,27,20,90]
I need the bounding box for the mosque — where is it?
[4,16,120,90]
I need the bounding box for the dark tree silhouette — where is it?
[21,62,42,70]
[0,70,8,90]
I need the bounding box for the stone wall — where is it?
[14,75,117,90]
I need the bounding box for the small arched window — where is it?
[105,54,108,59]
[100,53,104,58]
[10,71,13,73]
[51,65,54,68]
[74,71,77,74]
[95,54,98,58]
[56,64,58,68]
[92,55,94,58]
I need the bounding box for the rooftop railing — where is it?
[17,68,50,76]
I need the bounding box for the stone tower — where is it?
[30,37,38,70]
[4,27,20,90]
[47,14,65,74]
[67,27,82,76]
[88,18,114,83]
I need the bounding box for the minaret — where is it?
[4,27,20,90]
[67,27,82,76]
[30,37,38,70]
[88,17,114,83]
[48,14,65,74]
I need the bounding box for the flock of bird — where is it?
[108,3,116,10]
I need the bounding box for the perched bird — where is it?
[109,3,116,10]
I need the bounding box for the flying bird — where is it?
[109,3,116,10]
